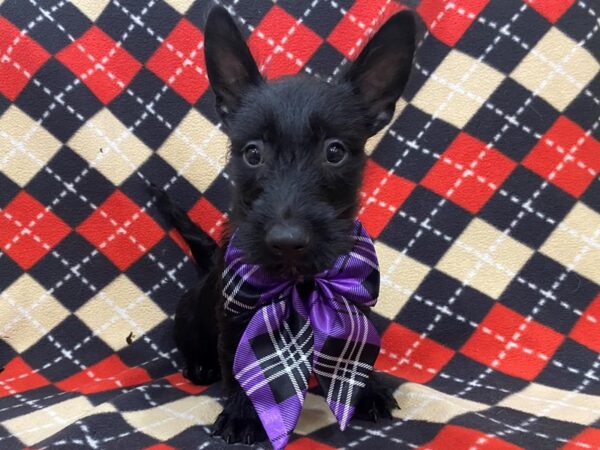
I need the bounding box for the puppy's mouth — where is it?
[279,266,305,281]
[270,260,319,281]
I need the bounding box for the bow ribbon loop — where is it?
[223,221,380,449]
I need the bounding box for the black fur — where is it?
[157,6,416,446]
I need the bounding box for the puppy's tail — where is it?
[149,183,218,272]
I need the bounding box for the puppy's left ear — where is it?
[343,11,416,135]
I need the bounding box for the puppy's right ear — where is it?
[204,7,262,122]
[343,11,416,135]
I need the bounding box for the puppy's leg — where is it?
[211,312,267,444]
[212,385,267,444]
[174,267,221,385]
[353,371,399,422]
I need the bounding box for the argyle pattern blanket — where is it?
[0,0,599,449]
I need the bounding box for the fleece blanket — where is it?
[1,0,599,448]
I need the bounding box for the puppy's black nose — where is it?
[266,223,310,256]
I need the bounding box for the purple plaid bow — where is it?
[222,220,380,449]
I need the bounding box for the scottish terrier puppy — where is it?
[157,6,416,446]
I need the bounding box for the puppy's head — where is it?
[204,7,415,277]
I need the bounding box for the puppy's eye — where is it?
[325,140,347,166]
[242,141,264,167]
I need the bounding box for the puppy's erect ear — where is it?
[204,7,262,121]
[343,11,416,135]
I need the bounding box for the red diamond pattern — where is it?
[146,18,208,104]
[0,17,50,101]
[163,372,207,395]
[143,445,177,450]
[561,428,600,450]
[287,438,337,450]
[56,354,152,394]
[569,294,600,353]
[523,116,600,198]
[0,357,50,398]
[461,303,564,380]
[56,26,141,104]
[248,5,322,79]
[76,190,164,270]
[421,132,516,213]
[377,323,455,383]
[526,0,575,23]
[359,159,415,238]
[188,197,225,244]
[328,0,402,58]
[418,0,490,46]
[0,191,70,270]
[418,425,523,450]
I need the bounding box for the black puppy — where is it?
[158,6,416,446]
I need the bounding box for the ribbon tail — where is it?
[310,296,381,430]
[233,301,313,449]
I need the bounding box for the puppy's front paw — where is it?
[212,412,265,445]
[182,361,221,385]
[211,390,267,445]
[354,376,398,423]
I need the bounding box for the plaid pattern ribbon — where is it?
[222,220,381,449]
